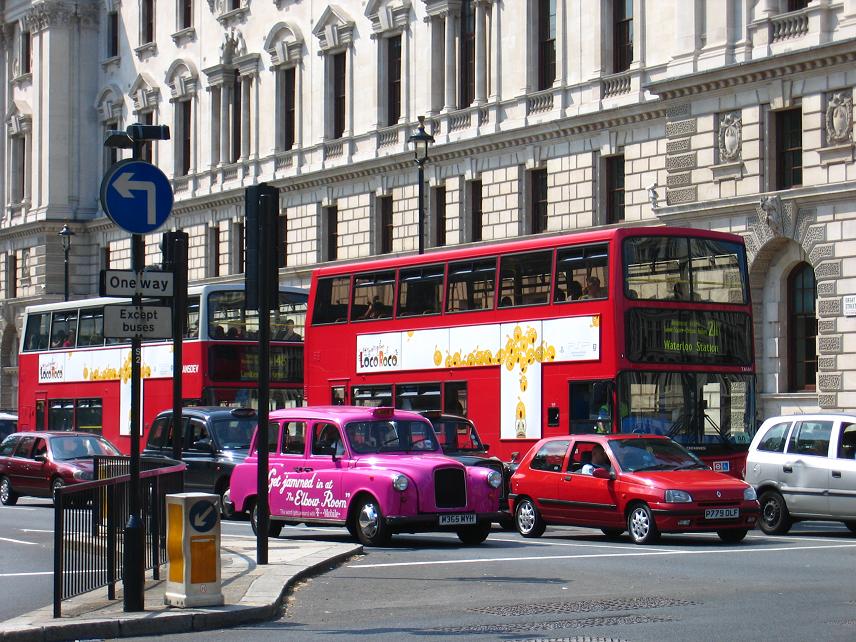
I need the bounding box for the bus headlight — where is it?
[743,487,757,501]
[664,489,692,503]
[487,470,503,489]
[392,474,409,492]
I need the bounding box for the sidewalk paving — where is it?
[0,534,362,642]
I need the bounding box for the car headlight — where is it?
[72,469,91,481]
[743,487,757,501]
[487,470,502,489]
[392,474,409,492]
[664,489,693,503]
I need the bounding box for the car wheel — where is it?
[844,521,856,534]
[457,522,492,545]
[627,503,660,545]
[717,529,748,544]
[219,487,236,520]
[601,527,624,538]
[0,476,17,506]
[354,497,391,547]
[250,502,283,538]
[758,490,792,535]
[515,498,546,538]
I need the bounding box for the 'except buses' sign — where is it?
[104,305,172,340]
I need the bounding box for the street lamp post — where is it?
[407,116,435,254]
[58,224,75,301]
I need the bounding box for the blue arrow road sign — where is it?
[100,160,174,234]
[189,499,218,533]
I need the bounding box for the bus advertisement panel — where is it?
[18,284,306,453]
[304,226,756,477]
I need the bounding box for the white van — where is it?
[745,414,856,535]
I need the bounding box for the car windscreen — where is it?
[609,438,707,472]
[51,435,121,461]
[211,417,258,450]
[345,420,440,454]
[431,418,484,452]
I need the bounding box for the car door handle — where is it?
[563,475,572,481]
[782,465,792,473]
[301,467,313,473]
[832,471,842,478]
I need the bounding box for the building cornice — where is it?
[646,37,856,100]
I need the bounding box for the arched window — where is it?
[788,262,817,392]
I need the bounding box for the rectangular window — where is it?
[470,180,483,242]
[50,311,78,349]
[24,312,49,351]
[333,52,346,139]
[395,383,442,413]
[555,243,609,302]
[13,137,26,203]
[282,67,296,151]
[8,255,16,299]
[530,168,548,234]
[210,226,220,277]
[49,400,75,431]
[776,109,802,190]
[460,1,476,107]
[386,35,402,126]
[235,221,244,273]
[537,0,556,90]
[433,186,446,247]
[142,0,154,44]
[180,0,192,30]
[179,100,192,176]
[498,250,553,307]
[107,12,119,57]
[398,264,444,317]
[277,213,287,268]
[787,0,810,10]
[351,272,395,321]
[311,276,350,324]
[446,258,496,312]
[77,309,105,347]
[379,196,393,254]
[231,76,242,163]
[21,31,31,74]
[614,0,633,73]
[75,399,103,435]
[326,206,338,261]
[606,155,625,223]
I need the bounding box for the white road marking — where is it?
[489,536,681,552]
[0,507,40,511]
[0,536,38,546]
[350,542,856,569]
[19,529,52,533]
[0,571,52,577]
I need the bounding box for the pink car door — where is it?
[267,420,304,520]
[300,422,347,521]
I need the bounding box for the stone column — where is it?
[295,65,303,148]
[489,0,501,99]
[474,0,487,104]
[554,0,565,86]
[430,16,444,112]
[443,11,456,111]
[220,82,231,164]
[241,76,251,159]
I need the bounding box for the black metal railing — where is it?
[52,457,185,618]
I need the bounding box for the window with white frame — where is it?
[312,6,355,140]
[141,0,154,45]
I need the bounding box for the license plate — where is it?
[705,507,739,520]
[439,513,476,526]
[712,461,730,472]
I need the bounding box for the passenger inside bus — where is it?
[582,276,606,299]
[568,281,584,300]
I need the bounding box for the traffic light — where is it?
[245,183,280,311]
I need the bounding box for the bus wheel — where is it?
[758,490,792,535]
[457,522,491,545]
[627,503,660,545]
[0,477,17,506]
[355,497,391,546]
[515,498,546,538]
[251,502,283,538]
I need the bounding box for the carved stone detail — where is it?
[666,152,697,171]
[221,28,247,64]
[818,319,836,334]
[666,119,696,138]
[666,138,691,154]
[665,103,691,119]
[717,111,742,162]
[818,335,842,353]
[818,374,842,391]
[666,172,691,188]
[818,356,837,371]
[818,298,841,317]
[817,280,835,297]
[666,186,697,205]
[814,260,840,279]
[825,90,852,146]
[809,243,834,265]
[818,394,837,409]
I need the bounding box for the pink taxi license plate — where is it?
[439,513,476,526]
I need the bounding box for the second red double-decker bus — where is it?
[304,226,757,477]
[18,283,306,453]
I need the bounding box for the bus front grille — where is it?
[434,467,467,508]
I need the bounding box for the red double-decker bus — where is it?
[304,227,757,477]
[18,283,306,453]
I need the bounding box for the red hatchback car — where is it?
[0,431,121,505]
[509,435,760,544]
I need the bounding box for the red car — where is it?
[0,431,121,505]
[509,434,760,544]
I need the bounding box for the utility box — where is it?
[164,493,224,607]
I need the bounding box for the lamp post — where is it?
[407,115,434,254]
[58,224,75,301]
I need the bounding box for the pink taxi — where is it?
[228,406,503,546]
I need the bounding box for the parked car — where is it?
[143,406,257,518]
[420,411,512,526]
[745,414,856,535]
[509,434,760,544]
[0,412,16,442]
[228,405,504,546]
[0,431,121,504]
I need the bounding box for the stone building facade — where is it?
[0,0,853,419]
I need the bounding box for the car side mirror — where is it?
[34,455,46,464]
[482,443,490,451]
[193,439,215,453]
[510,451,520,463]
[592,468,614,480]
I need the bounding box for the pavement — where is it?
[0,533,363,642]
